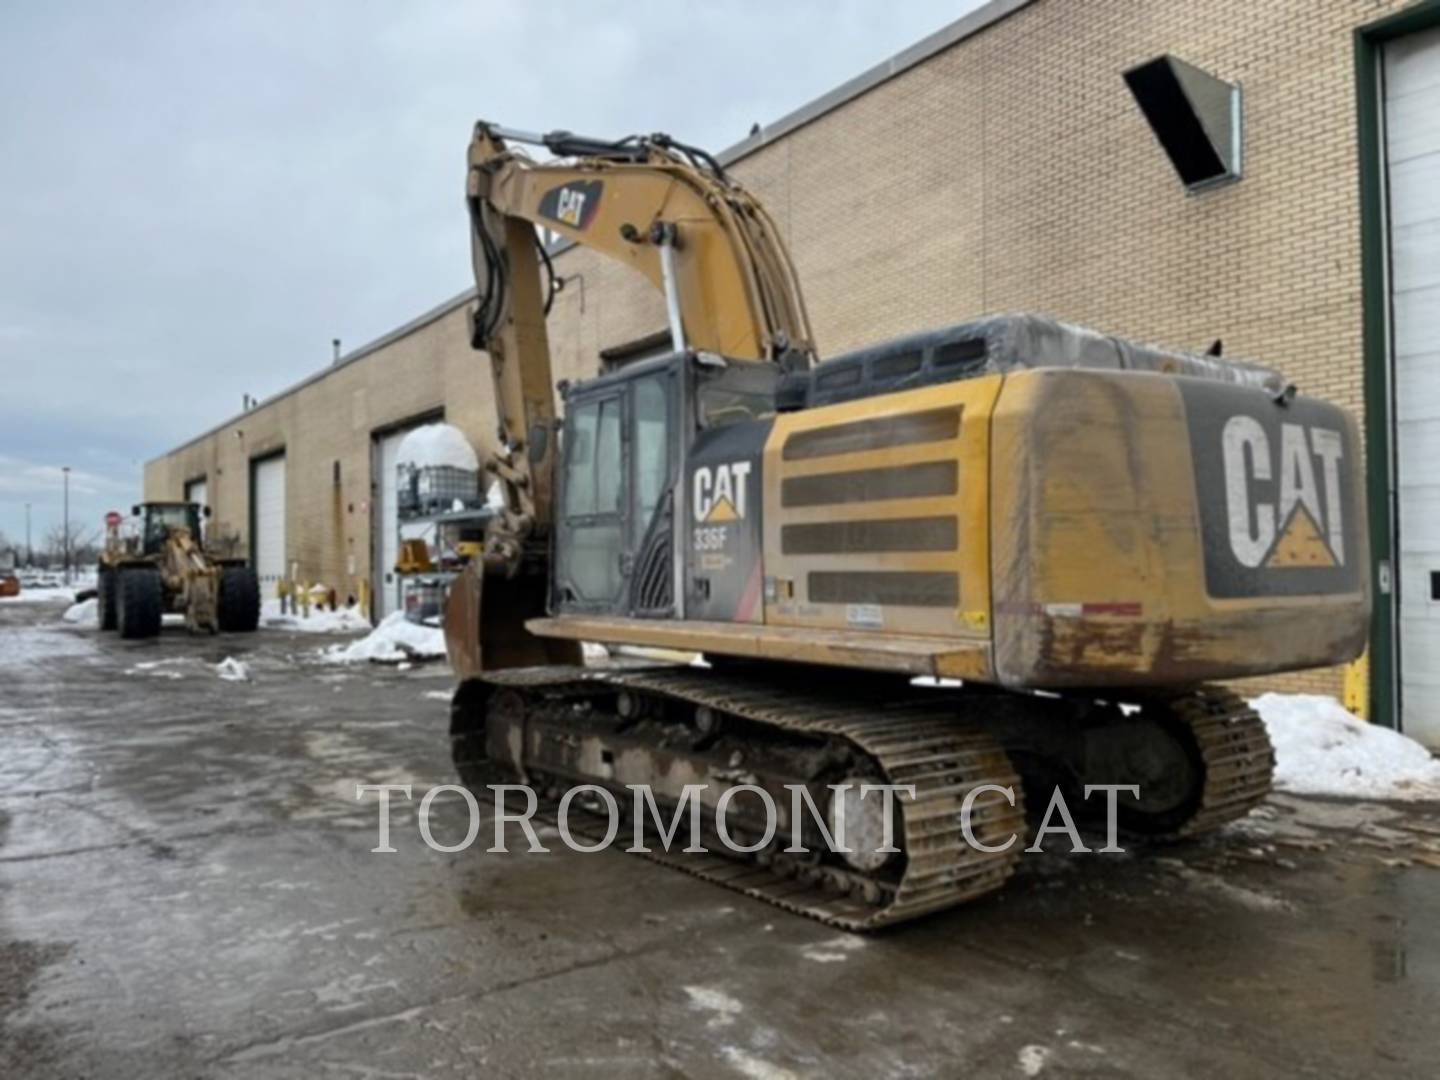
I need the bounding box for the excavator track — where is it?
[455,665,1027,931]
[1151,686,1275,839]
[450,670,1275,928]
[979,683,1276,841]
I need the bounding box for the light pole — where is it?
[62,466,71,584]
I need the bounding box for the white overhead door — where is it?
[251,455,287,595]
[1386,26,1440,744]
[375,431,405,619]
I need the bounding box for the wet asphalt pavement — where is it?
[2,598,1438,1079]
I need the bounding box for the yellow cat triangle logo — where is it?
[1265,504,1337,568]
[704,496,739,524]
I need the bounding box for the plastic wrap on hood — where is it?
[805,314,1287,407]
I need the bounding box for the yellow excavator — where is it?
[443,122,1369,929]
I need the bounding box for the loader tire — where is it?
[117,567,163,640]
[218,566,260,633]
[97,568,118,631]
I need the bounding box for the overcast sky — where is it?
[0,0,982,552]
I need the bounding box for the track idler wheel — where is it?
[1079,688,1275,838]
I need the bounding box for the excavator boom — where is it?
[464,122,813,547]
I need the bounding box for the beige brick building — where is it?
[146,0,1440,733]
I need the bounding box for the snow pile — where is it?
[396,423,478,471]
[1253,693,1440,801]
[321,611,445,664]
[215,657,251,682]
[62,598,98,625]
[259,599,370,634]
[1,587,77,605]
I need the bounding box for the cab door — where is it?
[624,368,677,615]
[554,390,626,611]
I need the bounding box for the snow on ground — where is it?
[62,597,98,625]
[1253,692,1440,801]
[2,570,97,605]
[215,657,251,681]
[126,658,189,679]
[260,599,370,634]
[321,611,445,664]
[1,587,78,605]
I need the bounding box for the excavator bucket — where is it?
[442,565,580,680]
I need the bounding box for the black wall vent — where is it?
[1124,55,1242,191]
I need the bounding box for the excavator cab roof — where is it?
[565,349,780,433]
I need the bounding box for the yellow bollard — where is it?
[1343,647,1370,721]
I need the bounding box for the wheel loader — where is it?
[97,502,261,639]
[441,123,1370,929]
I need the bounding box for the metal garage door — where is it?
[251,455,286,595]
[1386,26,1440,743]
[374,431,406,619]
[184,478,208,542]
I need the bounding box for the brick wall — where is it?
[147,0,1408,694]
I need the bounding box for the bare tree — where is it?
[71,529,103,566]
[41,522,101,569]
[40,523,62,568]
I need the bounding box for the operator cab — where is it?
[553,352,776,621]
[132,501,207,556]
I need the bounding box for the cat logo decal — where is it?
[538,180,603,231]
[693,461,751,524]
[1222,416,1346,570]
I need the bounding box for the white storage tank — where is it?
[395,423,482,518]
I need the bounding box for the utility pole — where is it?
[24,502,31,567]
[62,466,71,584]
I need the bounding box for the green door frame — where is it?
[1355,0,1440,729]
